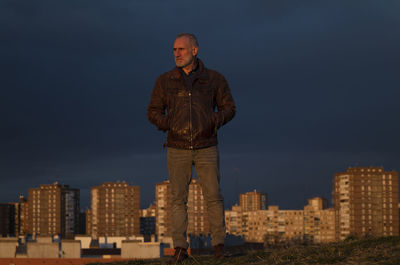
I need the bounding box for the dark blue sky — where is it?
[1,0,400,210]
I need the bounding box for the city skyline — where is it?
[2,164,400,210]
[1,0,400,210]
[2,166,397,243]
[3,166,399,211]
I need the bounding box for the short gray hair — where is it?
[176,33,199,47]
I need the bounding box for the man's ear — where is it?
[192,46,199,56]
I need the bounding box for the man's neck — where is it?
[182,58,198,75]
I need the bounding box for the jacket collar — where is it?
[169,58,208,81]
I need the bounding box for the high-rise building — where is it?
[239,190,267,212]
[333,167,399,240]
[64,188,80,236]
[187,179,210,236]
[89,182,140,238]
[155,179,210,239]
[304,197,335,243]
[28,183,80,238]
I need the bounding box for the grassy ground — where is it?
[88,236,400,265]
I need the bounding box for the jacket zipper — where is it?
[189,91,193,149]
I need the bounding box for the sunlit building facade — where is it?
[280,209,304,243]
[187,179,210,236]
[239,190,267,212]
[228,205,304,244]
[155,180,172,239]
[334,167,399,240]
[8,195,29,236]
[28,183,80,238]
[304,197,335,243]
[225,204,242,236]
[155,179,210,240]
[89,182,140,238]
[246,206,304,243]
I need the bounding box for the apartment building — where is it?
[187,179,210,236]
[0,203,14,237]
[9,195,29,236]
[0,196,29,237]
[304,197,335,243]
[226,198,336,244]
[242,209,269,242]
[155,179,210,239]
[280,209,304,242]
[226,189,269,242]
[89,182,140,238]
[240,206,304,243]
[225,204,242,235]
[28,183,80,238]
[239,189,267,211]
[155,180,172,239]
[333,167,399,240]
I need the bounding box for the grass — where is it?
[88,236,400,264]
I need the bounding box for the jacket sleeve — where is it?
[214,75,236,128]
[147,76,169,132]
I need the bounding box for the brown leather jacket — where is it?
[147,59,236,150]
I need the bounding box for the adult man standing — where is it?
[147,33,236,262]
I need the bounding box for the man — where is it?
[147,33,236,262]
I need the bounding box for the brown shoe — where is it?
[171,247,189,263]
[214,243,224,259]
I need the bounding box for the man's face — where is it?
[173,36,198,68]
